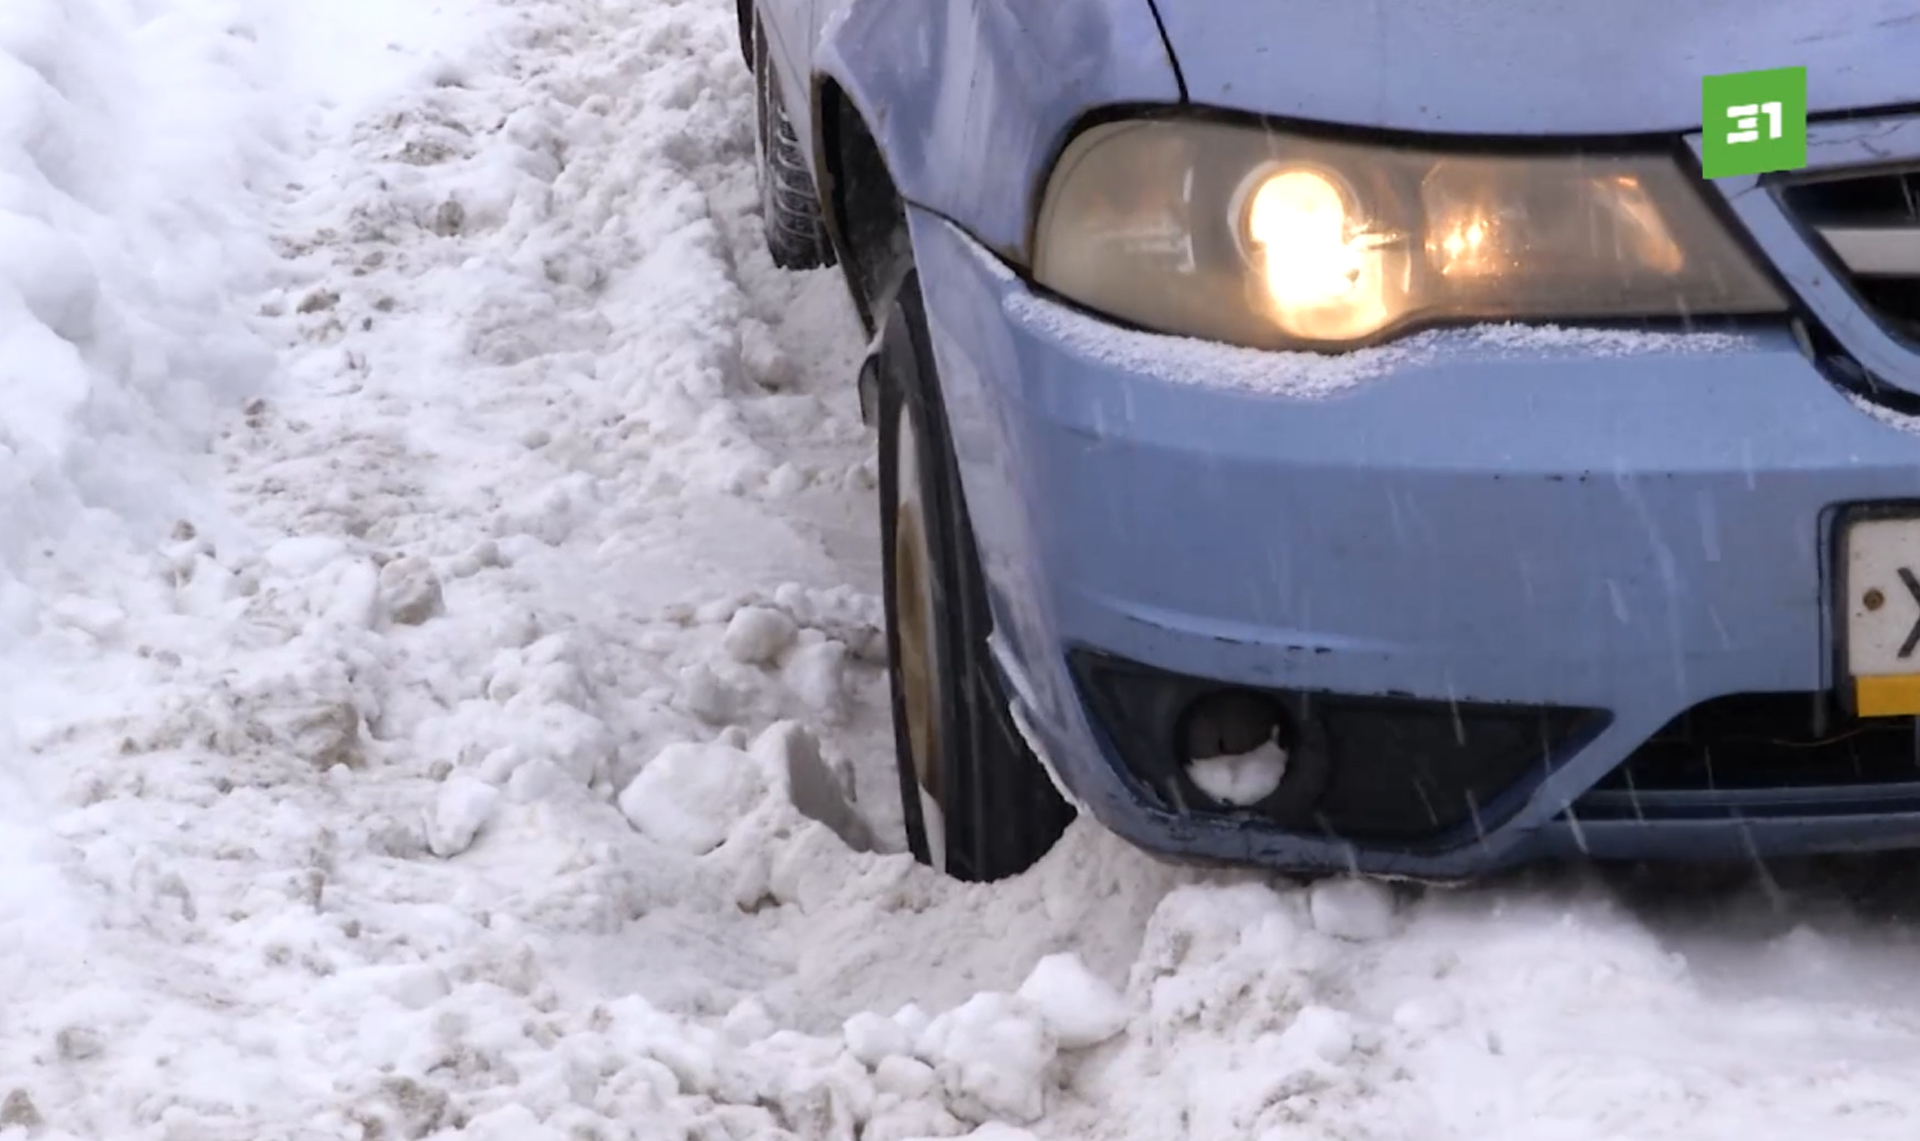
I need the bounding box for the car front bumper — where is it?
[906,205,1920,880]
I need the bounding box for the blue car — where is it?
[740,0,1920,882]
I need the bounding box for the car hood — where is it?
[1150,0,1920,135]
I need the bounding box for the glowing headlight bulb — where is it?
[1246,169,1363,309]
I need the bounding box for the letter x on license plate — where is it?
[1843,511,1920,717]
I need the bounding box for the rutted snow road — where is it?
[8,2,1920,1139]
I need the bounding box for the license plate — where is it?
[1844,515,1920,716]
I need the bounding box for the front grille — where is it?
[1783,168,1920,337]
[1566,693,1920,822]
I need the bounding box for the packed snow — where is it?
[8,1,1920,1140]
[1184,738,1290,807]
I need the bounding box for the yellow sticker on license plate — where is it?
[1845,517,1920,717]
[1856,674,1920,718]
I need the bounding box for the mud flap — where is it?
[857,266,917,429]
[857,326,885,427]
[989,632,1092,818]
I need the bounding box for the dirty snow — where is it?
[9,1,1920,1140]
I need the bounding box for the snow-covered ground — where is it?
[9,1,1920,1139]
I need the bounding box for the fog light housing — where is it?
[1069,650,1601,850]
[1178,690,1293,806]
[1171,688,1332,821]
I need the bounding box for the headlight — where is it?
[1031,118,1787,350]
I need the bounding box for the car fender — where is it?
[810,0,1182,264]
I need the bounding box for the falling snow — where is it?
[6,2,1920,1140]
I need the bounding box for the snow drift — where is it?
[0,0,279,628]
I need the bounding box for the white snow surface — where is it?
[1184,737,1290,807]
[7,2,1920,1140]
[1003,282,1759,401]
[1851,392,1920,437]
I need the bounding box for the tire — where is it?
[878,269,1076,882]
[752,20,833,271]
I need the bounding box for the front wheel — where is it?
[751,19,833,271]
[877,270,1076,882]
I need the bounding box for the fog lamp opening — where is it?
[1178,689,1294,808]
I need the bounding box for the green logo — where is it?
[1701,67,1807,179]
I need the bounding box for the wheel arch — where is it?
[805,0,1183,331]
[811,77,906,337]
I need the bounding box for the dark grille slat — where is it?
[1783,170,1920,334]
[1564,693,1920,824]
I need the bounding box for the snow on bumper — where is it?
[906,205,1920,879]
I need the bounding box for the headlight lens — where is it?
[1031,118,1787,350]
